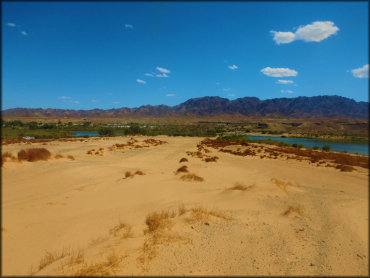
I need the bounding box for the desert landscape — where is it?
[2,135,368,276]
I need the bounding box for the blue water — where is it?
[71,131,123,137]
[248,135,368,155]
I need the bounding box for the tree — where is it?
[98,127,115,137]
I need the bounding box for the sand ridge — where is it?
[2,135,368,276]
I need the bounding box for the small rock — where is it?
[204,222,210,226]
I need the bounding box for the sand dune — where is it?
[2,136,368,276]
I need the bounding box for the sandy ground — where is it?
[2,135,368,276]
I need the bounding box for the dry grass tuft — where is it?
[144,210,176,234]
[109,221,133,239]
[227,183,254,191]
[17,148,52,162]
[134,170,145,175]
[74,253,121,276]
[175,165,189,174]
[190,206,233,223]
[38,247,72,271]
[124,171,133,178]
[282,205,303,217]
[2,151,17,166]
[67,155,75,160]
[204,156,219,162]
[271,178,293,193]
[179,157,188,163]
[178,204,187,216]
[335,164,355,172]
[180,173,204,182]
[55,154,64,159]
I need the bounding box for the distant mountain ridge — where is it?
[2,95,368,119]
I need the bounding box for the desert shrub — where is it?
[124,171,133,178]
[313,146,319,150]
[17,148,51,162]
[55,154,63,159]
[179,157,188,163]
[67,155,75,160]
[335,164,355,172]
[175,165,189,174]
[180,173,204,182]
[144,210,176,234]
[322,145,331,151]
[135,170,145,175]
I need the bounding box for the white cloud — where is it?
[70,100,80,104]
[136,79,146,84]
[91,99,98,103]
[125,24,133,29]
[281,90,294,94]
[144,73,154,77]
[277,79,294,84]
[351,64,369,78]
[112,101,120,104]
[222,88,231,92]
[228,65,238,70]
[60,96,72,99]
[271,21,339,44]
[21,31,28,36]
[7,22,16,27]
[261,67,298,77]
[228,93,235,97]
[270,31,296,44]
[156,67,171,74]
[166,94,175,97]
[155,73,169,78]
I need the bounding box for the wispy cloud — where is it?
[281,90,294,94]
[136,79,146,84]
[144,67,171,78]
[166,94,175,97]
[155,73,169,78]
[228,65,238,70]
[271,21,339,44]
[228,93,235,97]
[112,101,120,104]
[7,22,16,27]
[261,67,298,77]
[20,31,28,36]
[125,24,133,29]
[70,100,80,104]
[222,88,231,92]
[277,79,294,84]
[156,67,171,74]
[60,96,72,99]
[91,99,99,103]
[351,64,369,78]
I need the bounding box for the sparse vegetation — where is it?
[180,173,204,182]
[179,157,188,163]
[17,148,52,162]
[175,165,189,174]
[282,205,303,217]
[227,183,254,191]
[144,210,177,234]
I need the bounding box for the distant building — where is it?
[23,136,35,140]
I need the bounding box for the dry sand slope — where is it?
[2,136,368,276]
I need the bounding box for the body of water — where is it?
[71,131,123,137]
[248,135,368,155]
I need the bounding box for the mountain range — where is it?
[2,95,368,119]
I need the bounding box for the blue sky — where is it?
[2,1,369,110]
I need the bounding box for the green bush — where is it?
[98,127,115,137]
[322,145,331,151]
[313,146,319,150]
